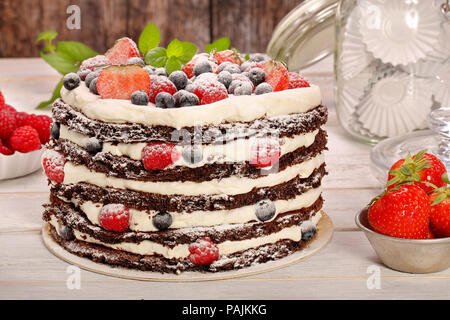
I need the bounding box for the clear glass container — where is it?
[335,0,450,145]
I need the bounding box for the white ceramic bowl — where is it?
[0,149,44,180]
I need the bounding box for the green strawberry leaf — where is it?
[205,37,230,54]
[145,47,168,67]
[139,23,160,55]
[165,56,182,75]
[36,78,63,109]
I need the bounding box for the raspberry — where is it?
[142,142,180,171]
[42,150,65,183]
[99,204,130,232]
[148,76,178,104]
[9,126,42,153]
[288,72,310,89]
[250,137,281,168]
[0,109,17,140]
[2,104,16,114]
[79,55,110,72]
[105,37,141,65]
[15,112,29,127]
[188,237,219,265]
[0,140,14,155]
[0,91,4,108]
[213,49,242,66]
[97,65,151,100]
[24,114,53,144]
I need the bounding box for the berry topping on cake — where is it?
[131,90,149,106]
[148,76,178,104]
[368,184,431,239]
[255,83,273,95]
[0,109,17,140]
[387,150,447,193]
[152,212,173,231]
[89,78,99,95]
[255,199,276,222]
[213,49,242,66]
[86,137,103,155]
[59,225,75,241]
[99,204,130,232]
[50,122,60,140]
[247,68,266,87]
[194,60,213,77]
[259,60,289,92]
[24,114,53,144]
[79,55,110,72]
[126,57,145,67]
[218,62,241,74]
[168,71,188,90]
[42,150,66,183]
[288,72,310,89]
[233,82,253,96]
[142,142,180,171]
[85,69,102,89]
[173,90,199,107]
[97,65,151,100]
[250,138,281,168]
[155,92,176,109]
[301,221,317,241]
[105,37,141,65]
[200,83,228,105]
[182,55,206,79]
[188,237,220,265]
[217,71,233,89]
[63,73,81,91]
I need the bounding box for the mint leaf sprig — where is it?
[205,37,230,54]
[36,31,98,109]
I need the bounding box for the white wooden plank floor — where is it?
[0,57,448,300]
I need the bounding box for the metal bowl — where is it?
[356,208,450,274]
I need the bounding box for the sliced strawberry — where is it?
[250,137,281,168]
[260,60,289,92]
[142,142,180,171]
[97,65,151,100]
[105,37,141,65]
[148,76,178,104]
[288,72,310,89]
[213,49,242,66]
[99,204,130,232]
[188,237,219,265]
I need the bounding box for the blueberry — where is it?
[234,82,253,96]
[155,68,167,77]
[144,66,156,76]
[228,80,243,94]
[50,122,60,140]
[249,53,270,62]
[174,90,199,107]
[153,212,173,231]
[194,60,212,77]
[217,62,233,73]
[63,73,80,91]
[127,57,145,66]
[155,92,176,109]
[85,70,101,88]
[240,61,251,72]
[222,63,241,74]
[89,77,99,95]
[77,69,91,81]
[255,199,276,222]
[185,83,196,93]
[248,68,266,86]
[131,90,149,106]
[169,71,188,90]
[301,221,317,241]
[255,83,273,95]
[59,225,74,241]
[86,137,103,155]
[182,145,203,164]
[217,71,233,89]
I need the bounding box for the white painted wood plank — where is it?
[0,231,448,299]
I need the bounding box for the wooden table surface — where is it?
[0,57,449,300]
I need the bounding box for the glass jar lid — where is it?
[267,0,338,71]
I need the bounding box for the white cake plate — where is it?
[42,211,333,282]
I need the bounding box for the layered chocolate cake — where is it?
[42,37,328,274]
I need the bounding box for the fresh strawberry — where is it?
[200,83,228,105]
[105,37,141,65]
[42,150,66,183]
[148,76,177,104]
[429,174,450,238]
[97,65,151,100]
[387,150,447,193]
[0,91,4,108]
[99,204,130,232]
[79,55,110,72]
[182,55,212,79]
[0,109,17,140]
[368,184,431,239]
[24,114,53,144]
[250,138,281,168]
[213,49,242,66]
[0,140,14,155]
[288,72,310,89]
[9,126,41,153]
[142,142,180,171]
[188,237,219,265]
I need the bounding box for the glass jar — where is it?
[335,0,450,145]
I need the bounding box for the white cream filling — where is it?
[59,187,322,232]
[48,211,322,259]
[59,124,319,166]
[60,84,322,129]
[62,153,324,196]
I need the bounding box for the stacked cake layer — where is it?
[42,81,328,273]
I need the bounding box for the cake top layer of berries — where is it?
[61,37,322,129]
